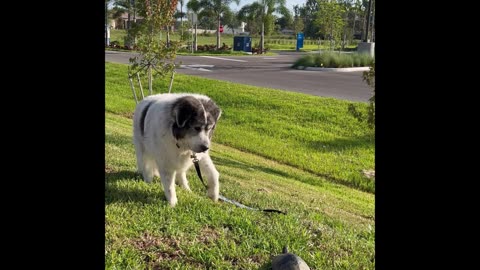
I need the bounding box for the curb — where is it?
[296,66,370,72]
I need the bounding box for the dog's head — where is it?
[171,96,222,153]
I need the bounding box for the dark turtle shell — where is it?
[271,247,310,270]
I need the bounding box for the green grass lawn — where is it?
[109,29,357,53]
[110,29,235,47]
[106,62,375,193]
[105,62,375,269]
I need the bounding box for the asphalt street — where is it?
[105,50,372,102]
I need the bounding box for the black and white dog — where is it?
[133,93,222,207]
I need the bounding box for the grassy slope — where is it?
[106,62,375,193]
[106,112,374,269]
[105,61,375,269]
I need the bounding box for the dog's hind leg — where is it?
[141,154,157,183]
[198,155,219,202]
[134,140,144,175]
[159,170,178,207]
[175,171,191,191]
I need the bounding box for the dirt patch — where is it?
[130,232,187,268]
[130,232,181,251]
[196,225,222,244]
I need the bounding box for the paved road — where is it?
[105,50,372,102]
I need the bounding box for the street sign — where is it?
[296,32,304,51]
[219,25,224,33]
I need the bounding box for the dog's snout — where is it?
[200,145,209,152]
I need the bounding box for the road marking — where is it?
[263,57,277,60]
[200,56,247,62]
[179,64,214,68]
[179,65,213,72]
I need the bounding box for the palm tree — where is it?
[197,0,240,49]
[238,0,286,53]
[222,9,241,35]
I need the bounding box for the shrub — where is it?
[337,54,354,68]
[348,60,375,130]
[292,52,373,68]
[352,54,361,67]
[292,55,315,69]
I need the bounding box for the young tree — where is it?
[129,0,179,96]
[298,0,319,39]
[276,11,293,31]
[315,0,345,51]
[348,60,375,130]
[178,0,185,40]
[292,4,304,35]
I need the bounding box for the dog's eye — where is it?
[194,127,201,132]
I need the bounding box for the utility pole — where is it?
[364,0,372,42]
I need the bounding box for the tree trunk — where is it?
[180,5,183,40]
[352,13,356,39]
[261,21,264,54]
[167,26,171,48]
[194,23,197,51]
[133,0,136,23]
[148,66,152,95]
[217,16,221,49]
[364,0,372,42]
[371,1,375,42]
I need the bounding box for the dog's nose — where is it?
[200,145,209,152]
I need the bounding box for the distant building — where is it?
[223,22,248,35]
[281,29,295,35]
[111,12,144,29]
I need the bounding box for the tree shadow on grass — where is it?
[212,153,364,191]
[213,156,293,180]
[308,134,374,152]
[105,170,142,183]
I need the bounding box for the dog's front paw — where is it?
[207,189,219,202]
[168,197,178,207]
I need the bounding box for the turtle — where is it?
[271,246,311,270]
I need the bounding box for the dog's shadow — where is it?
[105,170,166,205]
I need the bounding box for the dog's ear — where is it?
[202,99,222,122]
[172,96,198,128]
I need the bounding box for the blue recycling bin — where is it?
[233,36,252,52]
[296,32,304,51]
